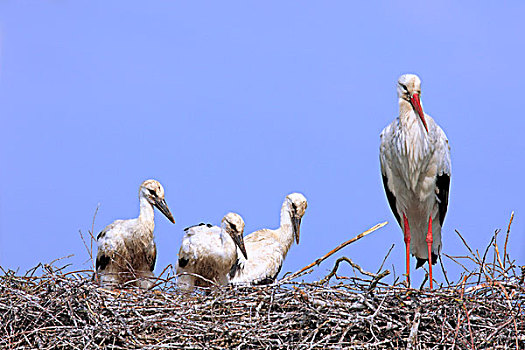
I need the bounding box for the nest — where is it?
[1,218,524,349]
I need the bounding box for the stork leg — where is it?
[403,213,411,288]
[426,215,433,290]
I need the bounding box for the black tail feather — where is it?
[415,252,438,269]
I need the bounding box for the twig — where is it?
[459,276,476,350]
[493,232,505,277]
[495,281,520,350]
[284,221,388,281]
[419,273,429,291]
[319,256,380,284]
[492,229,502,280]
[406,307,421,350]
[376,244,395,274]
[503,211,514,269]
[443,253,470,272]
[455,229,477,261]
[439,254,451,287]
[478,235,495,285]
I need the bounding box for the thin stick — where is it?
[284,221,388,281]
[376,244,395,274]
[492,229,501,281]
[494,236,505,275]
[419,272,429,291]
[478,236,495,285]
[495,282,520,350]
[459,276,476,350]
[320,256,378,284]
[439,254,451,287]
[406,307,421,350]
[78,230,93,265]
[89,205,100,259]
[455,229,478,261]
[443,253,470,272]
[503,211,514,269]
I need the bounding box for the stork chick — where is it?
[96,179,175,289]
[176,212,247,292]
[229,193,307,285]
[380,74,451,289]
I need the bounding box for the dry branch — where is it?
[285,221,388,281]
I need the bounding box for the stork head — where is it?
[222,212,247,260]
[139,179,176,223]
[397,74,428,133]
[285,193,308,244]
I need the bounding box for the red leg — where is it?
[403,213,411,288]
[426,215,433,290]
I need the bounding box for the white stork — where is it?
[176,212,247,292]
[229,193,307,285]
[380,74,451,289]
[96,179,175,289]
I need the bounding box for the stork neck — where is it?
[138,195,155,233]
[399,99,415,122]
[278,200,295,253]
[219,224,230,246]
[398,98,427,135]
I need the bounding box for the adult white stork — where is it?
[229,193,307,285]
[176,212,247,292]
[380,74,451,289]
[96,179,175,289]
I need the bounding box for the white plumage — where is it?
[96,179,175,289]
[229,193,307,285]
[176,212,247,292]
[380,74,451,289]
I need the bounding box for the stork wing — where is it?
[379,123,402,228]
[435,127,451,226]
[147,244,157,272]
[95,220,123,272]
[177,223,219,271]
[96,250,111,272]
[381,174,401,227]
[184,222,213,232]
[230,254,282,285]
[229,229,284,285]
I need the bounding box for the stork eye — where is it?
[148,189,156,196]
[230,222,238,231]
[399,83,408,92]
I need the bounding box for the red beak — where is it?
[410,93,428,133]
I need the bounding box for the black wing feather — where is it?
[252,264,283,286]
[184,223,213,231]
[96,253,110,272]
[382,174,401,227]
[148,245,157,272]
[96,230,106,240]
[229,259,241,279]
[229,262,282,285]
[178,257,189,268]
[436,173,450,226]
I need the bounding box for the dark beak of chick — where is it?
[154,198,175,224]
[292,215,301,244]
[232,233,248,260]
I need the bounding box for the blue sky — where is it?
[1,2,523,287]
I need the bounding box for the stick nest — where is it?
[0,262,522,349]
[1,217,524,349]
